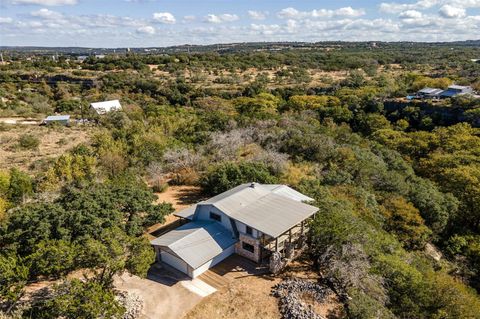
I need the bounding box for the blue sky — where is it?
[0,0,479,47]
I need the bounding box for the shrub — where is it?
[18,134,40,150]
[200,161,278,195]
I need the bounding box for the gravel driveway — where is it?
[114,264,212,319]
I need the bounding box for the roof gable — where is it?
[150,221,236,269]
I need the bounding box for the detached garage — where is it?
[151,221,237,278]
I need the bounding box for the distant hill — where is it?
[1,40,479,55]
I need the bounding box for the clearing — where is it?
[146,185,204,239]
[0,125,90,172]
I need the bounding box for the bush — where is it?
[200,161,278,195]
[18,134,40,150]
[151,180,168,193]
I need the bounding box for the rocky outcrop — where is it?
[115,291,143,319]
[271,278,332,319]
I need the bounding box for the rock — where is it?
[271,278,332,319]
[115,290,143,319]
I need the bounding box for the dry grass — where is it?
[0,125,91,172]
[146,185,205,240]
[185,258,346,319]
[185,268,281,319]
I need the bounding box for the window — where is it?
[246,226,253,236]
[209,212,221,222]
[242,242,255,253]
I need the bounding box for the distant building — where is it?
[77,55,88,62]
[90,99,122,115]
[43,115,70,126]
[417,88,443,99]
[440,85,474,98]
[95,54,106,59]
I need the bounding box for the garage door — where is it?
[160,250,189,275]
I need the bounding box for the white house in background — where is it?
[151,183,318,278]
[90,99,122,115]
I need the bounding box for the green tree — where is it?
[201,161,278,195]
[381,196,431,249]
[30,279,124,319]
[0,252,29,306]
[8,168,33,204]
[27,240,76,279]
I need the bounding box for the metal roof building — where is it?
[43,115,70,126]
[440,85,473,98]
[153,183,318,278]
[90,99,122,115]
[151,221,237,270]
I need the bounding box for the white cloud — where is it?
[0,17,14,24]
[277,6,366,19]
[183,15,196,22]
[439,5,466,18]
[399,10,423,19]
[31,8,63,19]
[334,7,366,17]
[136,25,155,34]
[380,0,439,13]
[153,12,176,24]
[11,0,77,6]
[204,13,239,23]
[248,10,267,20]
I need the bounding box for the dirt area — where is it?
[146,185,205,239]
[0,125,90,172]
[186,256,345,319]
[114,265,204,319]
[185,255,282,319]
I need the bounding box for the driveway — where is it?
[114,263,215,319]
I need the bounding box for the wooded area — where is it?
[1,42,479,318]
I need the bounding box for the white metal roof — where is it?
[448,85,471,90]
[150,221,236,269]
[90,99,122,114]
[228,193,318,238]
[45,115,70,121]
[174,183,318,237]
[418,88,443,94]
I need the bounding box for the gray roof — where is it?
[175,204,198,220]
[418,88,443,95]
[150,221,236,269]
[174,183,314,221]
[227,193,318,238]
[175,183,318,238]
[448,85,471,90]
[45,115,70,121]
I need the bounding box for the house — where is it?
[42,115,70,126]
[90,99,122,115]
[151,183,318,278]
[440,85,473,98]
[416,88,443,99]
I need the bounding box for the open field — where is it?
[0,125,90,172]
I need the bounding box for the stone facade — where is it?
[235,233,261,262]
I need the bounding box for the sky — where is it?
[0,0,479,48]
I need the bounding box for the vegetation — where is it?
[0,42,479,318]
